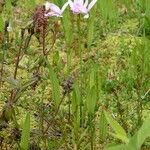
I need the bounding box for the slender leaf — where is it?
[99,110,108,141]
[86,86,97,115]
[127,116,150,150]
[105,144,126,150]
[0,15,4,32]
[87,2,96,48]
[48,67,61,108]
[20,113,30,150]
[104,111,129,143]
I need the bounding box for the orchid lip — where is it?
[68,0,97,17]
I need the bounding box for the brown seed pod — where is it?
[33,5,48,44]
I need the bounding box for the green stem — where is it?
[89,115,94,150]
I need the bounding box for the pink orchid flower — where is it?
[68,0,97,18]
[45,1,69,17]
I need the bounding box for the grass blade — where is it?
[127,116,150,149]
[20,113,30,150]
[104,111,129,143]
[48,67,61,108]
[86,86,97,115]
[99,110,108,141]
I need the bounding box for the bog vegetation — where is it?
[0,0,150,150]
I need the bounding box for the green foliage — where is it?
[87,2,97,48]
[61,9,73,45]
[106,144,126,150]
[106,115,150,150]
[104,111,129,143]
[0,15,4,32]
[48,66,61,109]
[20,113,30,150]
[86,86,97,115]
[25,0,36,9]
[99,110,108,141]
[100,0,118,26]
[122,0,132,9]
[72,83,81,113]
[127,116,150,149]
[5,0,12,12]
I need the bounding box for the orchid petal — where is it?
[75,0,84,5]
[87,0,97,11]
[45,1,51,11]
[84,13,89,19]
[60,2,69,14]
[68,0,74,8]
[78,4,88,14]
[49,3,61,15]
[68,0,89,15]
[69,1,80,14]
[84,0,88,8]
[45,12,62,17]
[45,12,54,17]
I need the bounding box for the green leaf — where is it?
[105,116,150,150]
[72,83,81,113]
[105,144,126,150]
[99,110,108,141]
[127,116,150,150]
[78,127,89,146]
[25,0,36,9]
[87,4,96,48]
[89,68,96,89]
[61,8,73,45]
[104,111,129,143]
[20,113,30,150]
[0,15,4,32]
[86,86,97,115]
[109,132,129,144]
[5,0,12,14]
[100,0,118,27]
[48,67,61,108]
